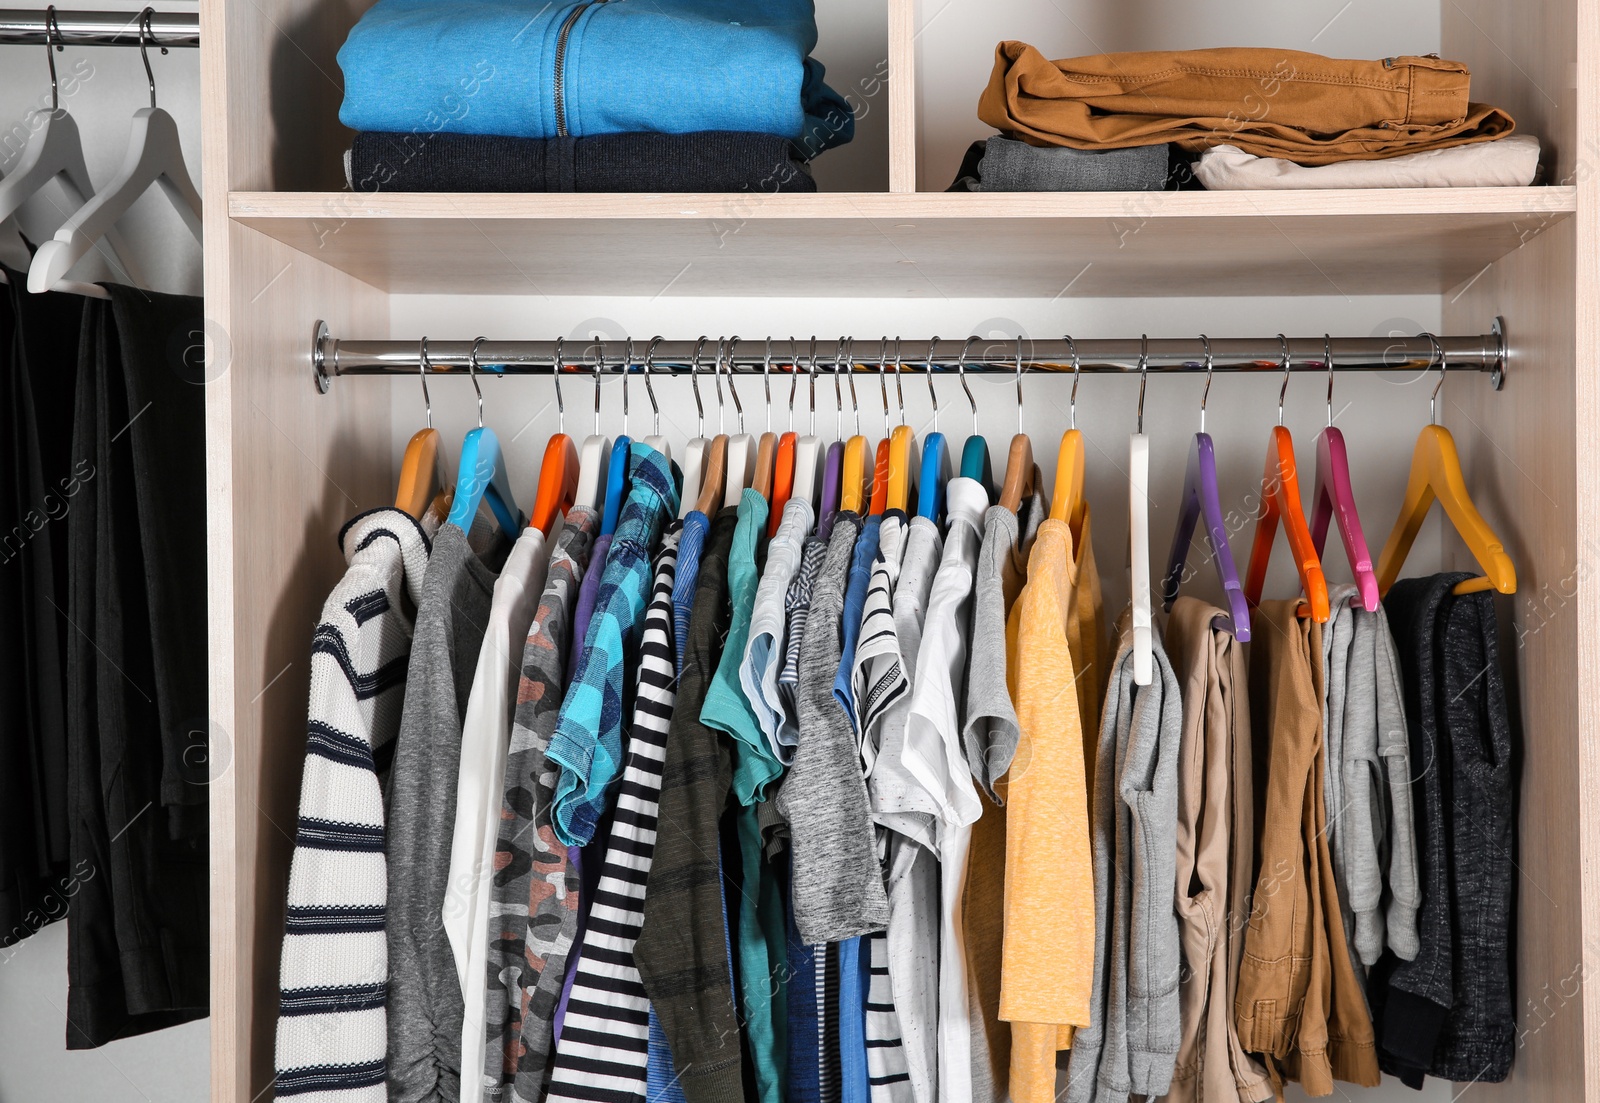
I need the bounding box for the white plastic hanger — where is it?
[1129,336,1153,686]
[790,337,825,511]
[678,337,711,518]
[0,9,141,292]
[640,337,671,462]
[571,340,612,511]
[721,338,756,507]
[29,10,200,295]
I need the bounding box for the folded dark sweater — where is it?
[348,131,817,194]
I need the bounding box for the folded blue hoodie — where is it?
[338,0,855,154]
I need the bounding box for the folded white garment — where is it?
[1194,134,1539,189]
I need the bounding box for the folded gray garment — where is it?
[953,135,1170,191]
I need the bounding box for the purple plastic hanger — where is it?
[817,440,844,540]
[1308,336,1380,611]
[1160,338,1251,640]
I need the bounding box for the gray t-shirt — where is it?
[776,513,890,942]
[387,521,503,1103]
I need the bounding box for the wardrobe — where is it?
[199,0,1599,1099]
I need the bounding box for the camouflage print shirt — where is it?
[480,506,598,1103]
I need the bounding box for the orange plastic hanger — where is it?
[769,431,796,537]
[524,346,578,535]
[869,437,891,515]
[1375,338,1516,597]
[1243,340,1330,622]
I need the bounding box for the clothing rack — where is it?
[311,319,1509,394]
[0,7,198,47]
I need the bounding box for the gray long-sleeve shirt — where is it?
[1065,611,1183,1103]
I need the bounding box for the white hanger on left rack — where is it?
[28,9,200,296]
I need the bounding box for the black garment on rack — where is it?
[0,265,83,948]
[65,284,209,1048]
[348,130,819,193]
[1370,572,1516,1086]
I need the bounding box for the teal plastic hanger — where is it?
[954,337,991,495]
[446,338,524,535]
[601,435,631,535]
[915,343,951,521]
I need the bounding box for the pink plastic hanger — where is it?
[1307,335,1380,611]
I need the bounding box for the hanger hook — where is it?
[1197,334,1213,435]
[44,6,61,112]
[896,337,908,422]
[876,337,891,438]
[1276,333,1291,427]
[551,337,566,435]
[417,337,434,429]
[726,336,744,434]
[807,336,819,437]
[831,340,844,440]
[924,338,939,432]
[139,7,158,110]
[1425,332,1446,425]
[763,338,774,434]
[1324,334,1335,428]
[786,337,800,432]
[953,337,979,435]
[620,338,632,438]
[591,336,605,436]
[690,336,707,436]
[712,337,728,433]
[1137,334,1149,434]
[1015,336,1027,436]
[643,336,663,437]
[1064,335,1081,431]
[468,337,488,429]
[833,338,858,436]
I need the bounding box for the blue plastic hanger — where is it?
[599,355,633,536]
[447,337,524,536]
[1160,337,1249,639]
[916,341,951,522]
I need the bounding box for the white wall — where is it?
[0,4,207,1099]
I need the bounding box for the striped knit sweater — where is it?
[545,529,679,1103]
[275,507,435,1100]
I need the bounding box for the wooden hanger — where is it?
[722,343,757,507]
[1048,340,1087,536]
[751,340,780,505]
[1307,337,1380,611]
[838,342,872,513]
[695,433,729,516]
[1159,338,1249,639]
[678,338,712,518]
[395,340,444,519]
[1129,339,1152,685]
[998,337,1036,512]
[446,339,523,536]
[1243,339,1330,622]
[29,13,198,295]
[1375,338,1515,597]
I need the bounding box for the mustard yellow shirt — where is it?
[1001,510,1103,1103]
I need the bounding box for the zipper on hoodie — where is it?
[554,0,607,137]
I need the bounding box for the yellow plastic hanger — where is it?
[1375,335,1516,597]
[1049,336,1087,543]
[998,337,1036,513]
[838,341,872,513]
[395,338,446,519]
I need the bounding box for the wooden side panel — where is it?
[1445,218,1587,1099]
[887,0,917,192]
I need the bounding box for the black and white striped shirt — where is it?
[275,507,435,1100]
[545,529,680,1103]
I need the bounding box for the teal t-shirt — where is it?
[701,486,782,804]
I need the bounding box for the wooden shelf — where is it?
[229,187,1576,298]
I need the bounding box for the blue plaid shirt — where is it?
[550,443,680,846]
